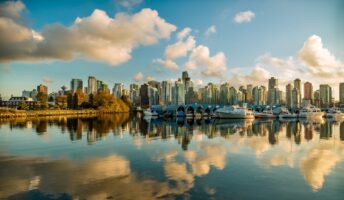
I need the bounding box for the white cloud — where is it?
[153,58,179,71]
[188,45,227,77]
[165,36,196,60]
[205,25,216,37]
[133,72,143,82]
[228,65,271,87]
[0,2,177,65]
[145,75,155,82]
[177,27,192,41]
[299,35,343,75]
[116,0,143,8]
[234,10,255,23]
[0,0,25,20]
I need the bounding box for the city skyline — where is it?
[0,0,343,98]
[6,71,344,110]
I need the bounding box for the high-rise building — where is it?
[88,76,97,94]
[246,84,253,103]
[319,84,332,108]
[294,78,301,96]
[268,77,279,105]
[313,90,320,108]
[229,87,237,105]
[292,87,301,108]
[172,80,185,105]
[140,83,149,108]
[129,84,140,106]
[304,82,313,101]
[160,81,172,105]
[340,83,344,106]
[220,83,230,104]
[70,79,83,92]
[37,84,48,95]
[148,86,159,106]
[286,83,293,108]
[113,83,124,98]
[253,86,267,105]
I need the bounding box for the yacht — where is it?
[325,107,344,119]
[215,105,255,119]
[143,108,159,117]
[298,105,324,118]
[279,109,297,119]
[254,108,276,118]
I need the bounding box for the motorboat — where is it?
[279,110,298,119]
[254,108,276,118]
[298,105,324,118]
[215,105,255,119]
[143,108,159,117]
[325,107,344,120]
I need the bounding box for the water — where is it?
[0,114,343,200]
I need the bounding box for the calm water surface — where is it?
[0,114,343,200]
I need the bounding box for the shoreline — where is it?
[0,109,130,119]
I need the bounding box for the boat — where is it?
[214,105,255,119]
[254,108,276,118]
[279,110,297,119]
[143,108,158,117]
[298,105,324,118]
[325,107,344,120]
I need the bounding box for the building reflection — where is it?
[0,115,342,149]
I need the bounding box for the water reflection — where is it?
[0,115,344,199]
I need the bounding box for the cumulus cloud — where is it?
[205,25,216,37]
[234,10,255,23]
[116,0,143,8]
[153,58,179,71]
[145,75,155,82]
[299,35,343,75]
[188,45,227,77]
[133,72,143,82]
[0,1,177,65]
[228,65,271,87]
[177,27,192,41]
[165,36,196,60]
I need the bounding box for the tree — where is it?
[89,93,94,108]
[55,95,67,109]
[73,92,79,109]
[36,92,48,110]
[18,101,29,110]
[67,93,73,109]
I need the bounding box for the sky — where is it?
[0,0,343,99]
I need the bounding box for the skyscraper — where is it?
[129,84,140,107]
[268,77,279,105]
[340,83,344,105]
[172,80,185,105]
[160,81,172,105]
[140,83,149,108]
[70,79,83,92]
[220,83,230,104]
[113,83,124,98]
[286,83,293,108]
[303,82,313,101]
[246,84,253,103]
[292,87,301,108]
[88,76,97,94]
[319,84,332,108]
[294,78,301,95]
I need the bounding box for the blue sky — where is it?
[0,0,343,98]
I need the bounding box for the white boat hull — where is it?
[144,111,158,116]
[279,114,297,119]
[298,112,324,118]
[217,112,254,119]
